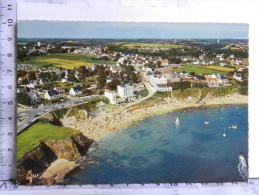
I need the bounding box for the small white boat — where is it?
[204,121,209,125]
[229,125,238,129]
[223,128,226,137]
[175,117,179,124]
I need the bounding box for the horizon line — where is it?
[18,37,249,40]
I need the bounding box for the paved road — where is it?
[17,94,101,133]
[124,81,156,109]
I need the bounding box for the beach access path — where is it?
[124,81,156,109]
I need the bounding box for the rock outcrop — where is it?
[17,142,57,185]
[70,132,96,156]
[17,133,97,185]
[66,108,88,121]
[47,112,63,126]
[44,140,81,161]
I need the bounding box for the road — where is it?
[124,81,156,109]
[17,94,101,133]
[17,71,155,133]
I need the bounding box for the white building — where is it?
[233,72,243,81]
[117,82,135,101]
[220,61,227,66]
[54,86,66,93]
[45,90,60,100]
[160,59,169,66]
[150,75,167,85]
[150,75,172,92]
[27,91,41,104]
[69,86,83,96]
[206,78,220,87]
[104,89,117,104]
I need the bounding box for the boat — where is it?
[229,125,238,129]
[223,128,226,137]
[175,117,179,124]
[204,121,209,125]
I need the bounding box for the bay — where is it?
[68,104,248,184]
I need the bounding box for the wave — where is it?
[237,155,248,181]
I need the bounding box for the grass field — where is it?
[110,42,188,49]
[23,53,116,69]
[133,96,164,107]
[17,121,77,159]
[242,58,249,63]
[175,64,234,74]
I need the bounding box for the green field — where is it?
[23,53,116,69]
[242,58,249,63]
[17,122,77,159]
[110,42,188,49]
[175,64,235,74]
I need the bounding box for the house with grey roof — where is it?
[233,72,243,81]
[45,90,60,100]
[69,86,83,96]
[106,75,122,83]
[27,91,41,104]
[217,73,230,85]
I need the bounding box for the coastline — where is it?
[40,159,79,184]
[61,94,248,142]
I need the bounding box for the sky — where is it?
[18,21,248,39]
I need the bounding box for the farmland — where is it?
[110,42,189,49]
[175,64,235,74]
[23,53,116,69]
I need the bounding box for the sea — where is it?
[67,104,248,184]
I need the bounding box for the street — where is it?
[17,94,101,133]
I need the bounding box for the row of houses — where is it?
[18,85,84,103]
[205,72,245,87]
[205,73,230,87]
[144,66,180,92]
[44,86,83,100]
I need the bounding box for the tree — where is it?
[51,72,59,81]
[17,70,27,78]
[41,83,54,90]
[131,72,139,83]
[102,56,109,61]
[40,72,52,80]
[189,72,195,76]
[196,75,205,80]
[60,72,66,79]
[68,75,79,83]
[107,79,121,90]
[96,66,107,89]
[156,61,161,68]
[17,93,31,106]
[169,57,181,64]
[29,72,37,80]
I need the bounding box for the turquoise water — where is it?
[68,104,248,184]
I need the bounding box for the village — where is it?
[17,39,249,131]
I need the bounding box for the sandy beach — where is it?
[61,94,248,142]
[40,159,79,183]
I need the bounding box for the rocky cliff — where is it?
[17,132,97,185]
